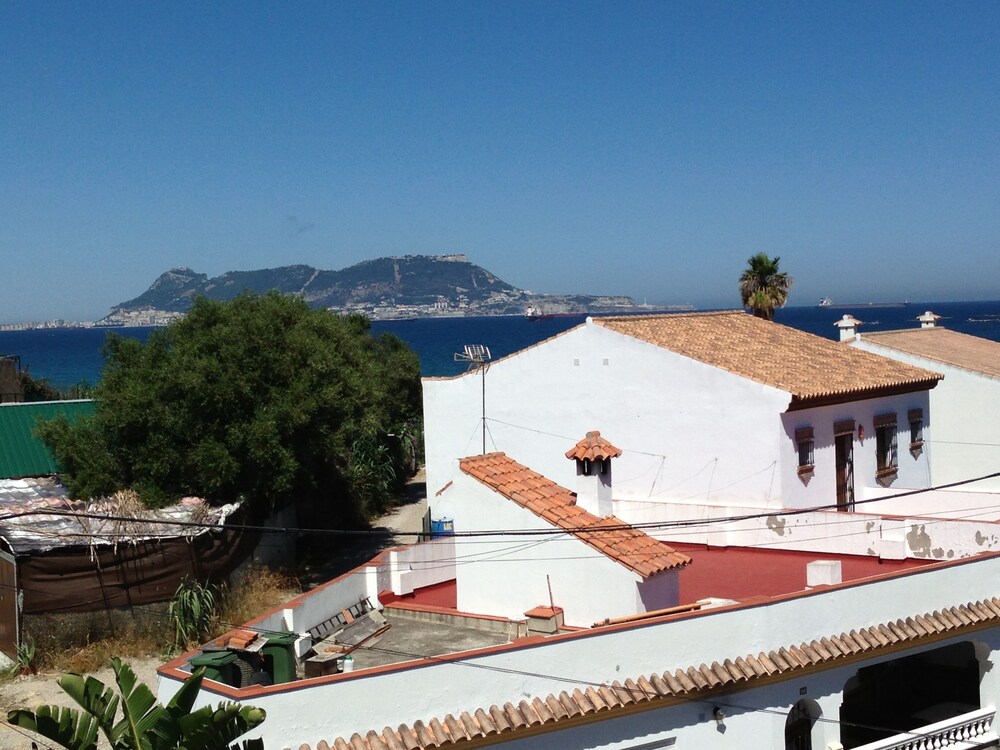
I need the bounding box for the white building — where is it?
[846,311,1000,493]
[425,312,942,519]
[151,311,1000,750]
[155,502,1000,750]
[442,431,690,625]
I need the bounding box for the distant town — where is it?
[0,297,693,331]
[1,254,694,330]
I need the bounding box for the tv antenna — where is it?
[454,344,492,453]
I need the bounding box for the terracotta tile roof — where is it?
[459,452,690,577]
[860,327,1000,380]
[592,312,942,405]
[565,431,622,462]
[298,596,1000,750]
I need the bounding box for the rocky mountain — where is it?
[104,254,645,321]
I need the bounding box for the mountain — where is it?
[104,254,646,321]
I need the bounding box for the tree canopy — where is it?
[738,252,793,320]
[38,292,422,521]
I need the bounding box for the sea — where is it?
[3,300,1000,391]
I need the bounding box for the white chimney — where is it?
[918,310,941,328]
[833,314,863,342]
[565,431,621,518]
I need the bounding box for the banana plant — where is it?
[7,658,265,750]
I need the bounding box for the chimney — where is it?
[565,431,622,517]
[833,314,863,342]
[917,310,941,329]
[806,560,842,588]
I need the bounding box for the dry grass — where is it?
[23,567,302,673]
[214,565,301,633]
[26,606,171,673]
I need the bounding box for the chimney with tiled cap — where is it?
[565,431,622,517]
[918,310,941,328]
[833,314,863,342]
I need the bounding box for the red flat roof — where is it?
[382,545,935,617]
[669,542,934,602]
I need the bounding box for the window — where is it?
[874,413,898,479]
[795,427,814,476]
[908,408,924,452]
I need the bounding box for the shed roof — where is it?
[0,400,95,479]
[593,312,942,407]
[0,477,239,554]
[459,452,691,577]
[859,326,1000,380]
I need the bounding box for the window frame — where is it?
[908,408,924,453]
[795,426,815,477]
[874,413,898,480]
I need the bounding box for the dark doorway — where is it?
[840,642,980,749]
[0,551,16,659]
[786,699,819,750]
[835,433,855,511]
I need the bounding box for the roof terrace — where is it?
[162,534,940,696]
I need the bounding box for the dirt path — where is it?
[0,475,428,750]
[0,657,162,750]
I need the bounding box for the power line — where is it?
[4,470,999,541]
[327,639,988,747]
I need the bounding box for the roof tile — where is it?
[459,452,690,576]
[565,431,623,462]
[486,706,508,734]
[861,326,1000,380]
[310,596,1000,750]
[594,312,941,404]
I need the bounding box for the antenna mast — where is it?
[454,344,492,454]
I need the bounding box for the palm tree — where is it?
[739,252,793,320]
[7,658,265,750]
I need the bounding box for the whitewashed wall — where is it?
[159,552,1000,750]
[861,485,1000,520]
[778,391,933,510]
[424,320,936,524]
[616,497,1000,563]
[424,320,793,516]
[478,629,1000,750]
[852,338,1000,492]
[443,473,675,626]
[388,537,457,594]
[242,539,457,636]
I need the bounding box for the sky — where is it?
[2,1,999,322]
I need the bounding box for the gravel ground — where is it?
[0,657,162,750]
[0,474,428,750]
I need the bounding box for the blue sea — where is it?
[3,301,1000,391]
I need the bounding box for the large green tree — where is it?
[38,292,422,521]
[738,252,793,320]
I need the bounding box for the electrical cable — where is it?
[0,719,60,750]
[3,470,999,540]
[333,639,990,747]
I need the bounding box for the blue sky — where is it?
[2,1,998,322]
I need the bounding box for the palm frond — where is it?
[7,704,101,750]
[176,703,266,750]
[108,657,167,749]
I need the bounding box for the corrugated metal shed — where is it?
[0,400,96,479]
[0,477,239,553]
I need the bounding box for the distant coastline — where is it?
[0,303,697,330]
[5,300,1000,389]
